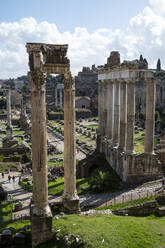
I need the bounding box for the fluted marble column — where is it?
[99,80,104,135]
[144,78,156,154]
[107,80,114,142]
[113,80,120,147]
[63,73,80,212]
[119,80,127,151]
[60,89,63,107]
[55,88,58,107]
[29,70,51,217]
[103,80,108,137]
[126,80,135,154]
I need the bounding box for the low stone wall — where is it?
[0,145,30,157]
[113,200,158,216]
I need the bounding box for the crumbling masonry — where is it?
[98,52,162,184]
[26,43,79,248]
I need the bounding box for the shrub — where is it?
[0,186,7,201]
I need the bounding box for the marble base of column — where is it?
[31,214,53,248]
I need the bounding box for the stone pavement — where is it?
[47,131,86,160]
[0,172,163,220]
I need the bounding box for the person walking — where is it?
[8,175,11,182]
[12,176,15,182]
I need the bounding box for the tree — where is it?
[157,58,161,71]
[140,54,143,61]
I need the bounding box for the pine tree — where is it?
[140,55,143,61]
[157,58,161,71]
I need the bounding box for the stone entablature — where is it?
[98,69,154,81]
[26,43,70,74]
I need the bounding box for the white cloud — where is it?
[1,1,165,78]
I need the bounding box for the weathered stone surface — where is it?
[14,232,25,245]
[31,215,53,248]
[113,200,158,216]
[106,51,120,68]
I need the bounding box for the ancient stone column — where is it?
[6,88,12,138]
[63,73,80,212]
[29,70,51,216]
[60,88,63,107]
[144,78,156,154]
[99,80,103,135]
[113,80,120,147]
[29,70,52,248]
[103,80,108,137]
[106,80,114,142]
[126,80,135,154]
[119,80,127,151]
[55,88,58,107]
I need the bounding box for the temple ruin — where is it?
[26,42,79,247]
[97,51,162,184]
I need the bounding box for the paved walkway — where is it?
[47,130,86,160]
[1,172,163,220]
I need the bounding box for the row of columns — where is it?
[98,78,155,154]
[55,88,63,107]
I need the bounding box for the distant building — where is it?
[75,65,98,98]
[75,96,90,109]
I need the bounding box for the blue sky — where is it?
[0,0,148,32]
[0,0,165,78]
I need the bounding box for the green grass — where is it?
[134,131,145,153]
[48,177,90,195]
[134,131,158,154]
[48,161,63,168]
[20,177,90,195]
[0,202,31,247]
[0,202,12,228]
[47,153,64,168]
[40,214,165,248]
[13,129,25,135]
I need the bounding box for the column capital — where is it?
[64,73,75,90]
[145,78,155,84]
[127,79,135,84]
[28,70,46,92]
[120,79,127,85]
